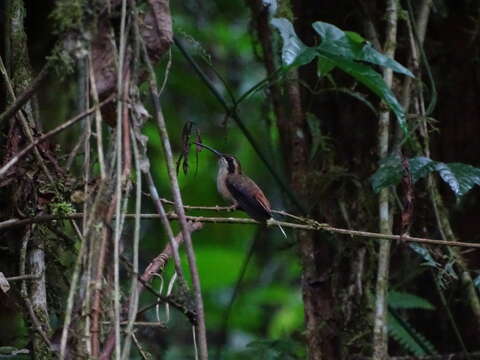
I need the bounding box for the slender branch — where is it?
[145,35,209,360]
[130,2,186,286]
[88,51,107,180]
[113,2,129,357]
[2,212,480,249]
[5,273,41,281]
[131,333,150,360]
[103,321,167,327]
[59,226,87,360]
[0,59,50,125]
[144,171,186,279]
[121,120,143,360]
[0,95,114,179]
[373,0,398,358]
[99,222,203,360]
[0,56,55,185]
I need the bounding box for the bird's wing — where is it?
[226,174,271,221]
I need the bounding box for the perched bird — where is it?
[194,142,286,237]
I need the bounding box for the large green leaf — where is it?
[312,21,414,77]
[371,156,480,197]
[270,18,316,66]
[370,154,403,193]
[388,291,435,310]
[271,18,411,129]
[408,156,436,183]
[434,162,480,197]
[388,311,437,356]
[320,53,406,127]
[408,243,440,269]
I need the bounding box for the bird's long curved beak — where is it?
[193,142,223,157]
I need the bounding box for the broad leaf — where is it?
[388,311,437,356]
[312,21,414,77]
[371,156,480,197]
[320,53,406,127]
[435,162,480,197]
[370,154,403,193]
[408,244,440,268]
[270,18,315,66]
[388,291,435,310]
[271,18,413,131]
[317,57,336,77]
[408,157,436,183]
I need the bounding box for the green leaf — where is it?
[408,156,436,183]
[370,154,403,193]
[388,291,435,310]
[272,18,411,129]
[388,311,436,356]
[270,18,315,66]
[320,53,406,128]
[434,162,480,197]
[312,21,414,77]
[306,113,324,161]
[371,156,480,197]
[334,88,378,115]
[317,56,336,77]
[408,243,440,268]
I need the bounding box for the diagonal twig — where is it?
[0,95,114,179]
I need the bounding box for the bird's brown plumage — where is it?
[225,174,271,221]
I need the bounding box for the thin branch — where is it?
[113,1,129,356]
[99,222,203,360]
[131,0,186,291]
[144,171,186,279]
[103,321,167,327]
[144,34,209,360]
[0,59,50,125]
[88,51,107,180]
[3,212,480,249]
[0,56,55,185]
[5,273,41,281]
[0,95,114,179]
[131,332,150,360]
[121,122,143,360]
[373,0,398,358]
[60,228,87,359]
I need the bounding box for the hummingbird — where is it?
[194,142,286,238]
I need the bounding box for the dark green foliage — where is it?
[271,18,412,130]
[371,156,480,197]
[388,291,435,310]
[240,338,306,360]
[387,311,437,356]
[387,292,437,356]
